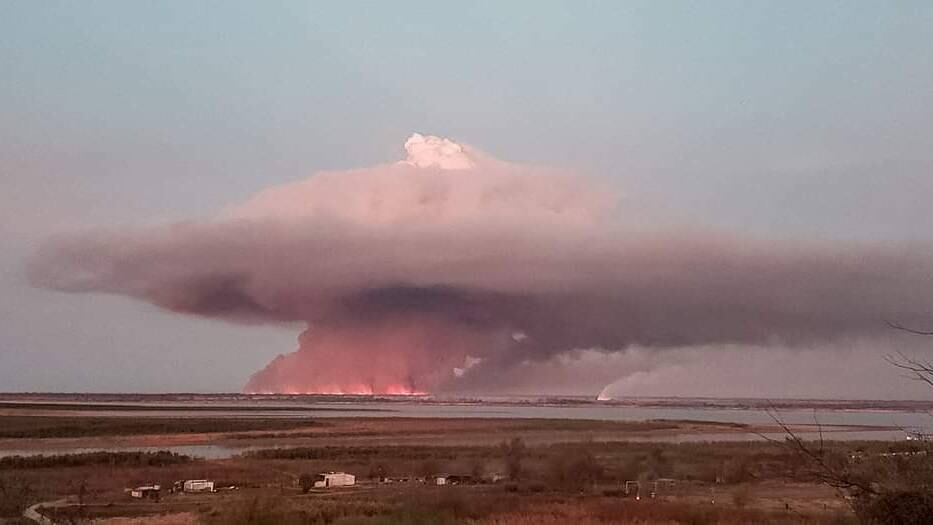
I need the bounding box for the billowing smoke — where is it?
[457,341,933,400]
[28,134,933,395]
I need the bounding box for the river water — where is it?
[2,398,930,459]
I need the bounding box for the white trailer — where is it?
[183,480,215,493]
[313,472,355,488]
[129,485,160,499]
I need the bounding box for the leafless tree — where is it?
[500,437,526,481]
[762,410,876,497]
[768,320,933,523]
[885,321,933,390]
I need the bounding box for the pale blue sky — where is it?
[2,1,932,392]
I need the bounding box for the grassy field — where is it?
[0,415,759,452]
[0,410,886,524]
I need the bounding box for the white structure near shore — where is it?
[129,485,160,499]
[183,480,215,493]
[314,472,355,488]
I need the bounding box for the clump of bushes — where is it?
[0,415,316,438]
[298,473,315,493]
[0,450,191,469]
[546,448,603,492]
[244,444,497,461]
[0,476,36,517]
[854,491,933,525]
[500,437,527,481]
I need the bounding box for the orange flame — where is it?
[253,383,426,396]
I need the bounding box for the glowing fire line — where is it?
[247,383,428,396]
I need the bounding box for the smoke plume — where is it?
[28,134,933,395]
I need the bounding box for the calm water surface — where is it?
[2,400,929,459]
[13,400,932,427]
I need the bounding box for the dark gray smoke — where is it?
[27,135,933,394]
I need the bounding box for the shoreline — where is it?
[2,392,933,413]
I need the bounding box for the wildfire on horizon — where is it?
[29,133,933,398]
[251,384,428,396]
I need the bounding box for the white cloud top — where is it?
[28,135,933,394]
[401,133,475,170]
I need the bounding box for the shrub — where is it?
[298,473,314,493]
[0,476,36,517]
[546,448,603,492]
[368,463,389,480]
[0,416,315,438]
[0,450,191,469]
[855,490,933,525]
[501,437,526,481]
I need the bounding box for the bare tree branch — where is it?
[885,351,933,389]
[758,407,877,498]
[885,320,933,336]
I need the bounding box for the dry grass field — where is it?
[0,409,888,524]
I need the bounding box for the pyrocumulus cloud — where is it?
[28,134,933,395]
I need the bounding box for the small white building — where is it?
[183,480,215,493]
[434,475,448,486]
[313,472,355,488]
[129,484,160,499]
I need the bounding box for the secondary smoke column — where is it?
[28,134,933,394]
